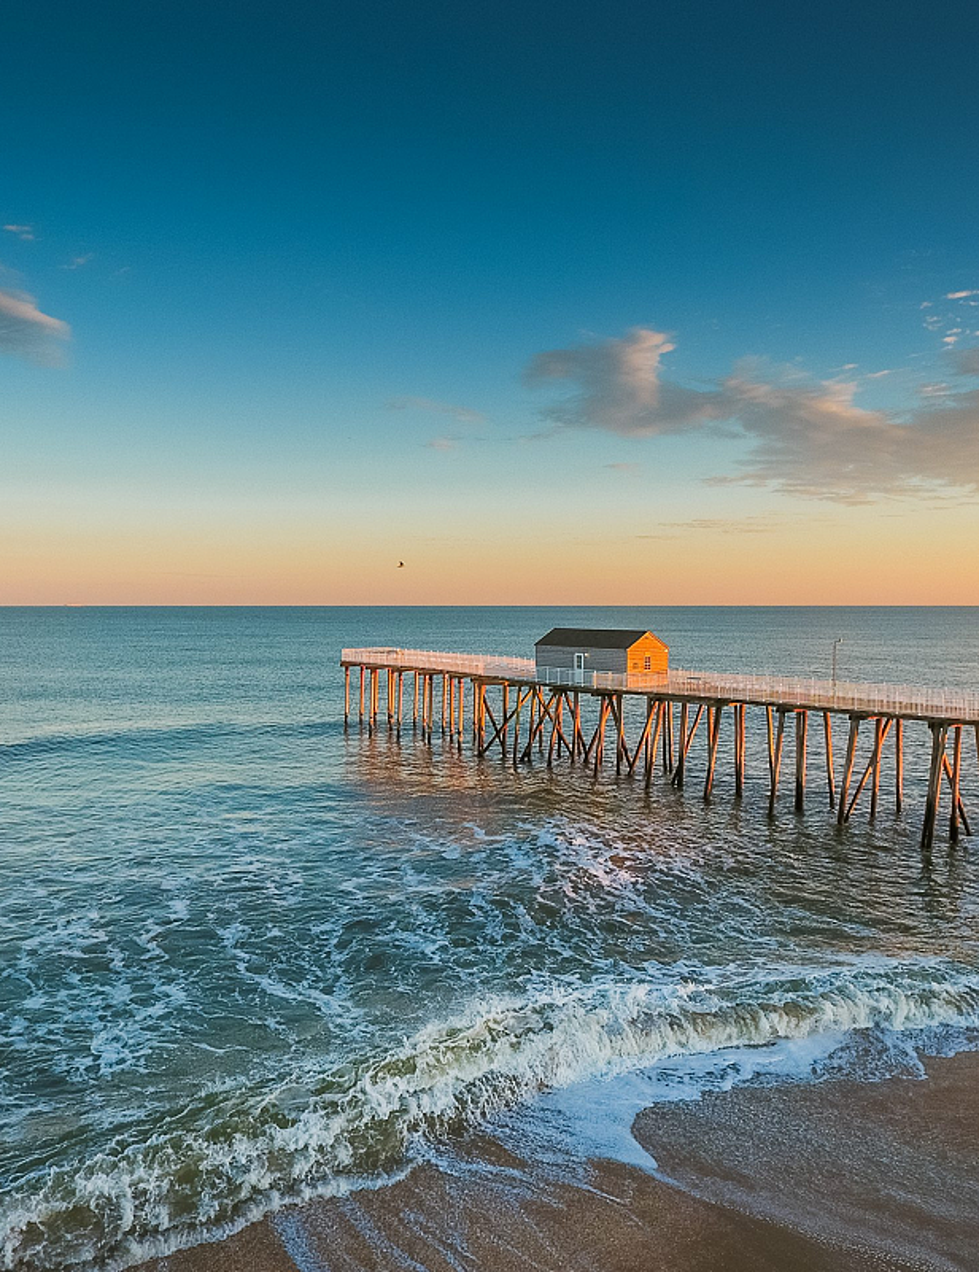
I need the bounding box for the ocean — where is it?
[2,606,978,1271]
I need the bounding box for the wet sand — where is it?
[141,1051,979,1272]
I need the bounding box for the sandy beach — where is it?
[141,1050,979,1272]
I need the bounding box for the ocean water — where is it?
[1,606,978,1271]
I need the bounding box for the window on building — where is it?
[643,656,651,670]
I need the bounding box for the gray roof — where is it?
[535,627,662,650]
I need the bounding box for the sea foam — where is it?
[3,953,978,1271]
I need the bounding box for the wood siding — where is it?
[536,633,668,676]
[536,644,628,673]
[626,633,669,674]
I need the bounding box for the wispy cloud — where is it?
[524,327,720,436]
[946,290,978,300]
[425,436,460,451]
[63,253,93,270]
[3,224,35,242]
[0,287,70,363]
[950,347,979,376]
[525,327,979,502]
[604,461,640,472]
[388,396,485,424]
[718,366,979,502]
[637,514,786,538]
[712,366,898,502]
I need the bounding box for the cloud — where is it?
[525,327,979,502]
[0,287,70,362]
[946,290,978,300]
[718,365,979,501]
[637,515,782,537]
[950,347,979,376]
[388,396,485,424]
[604,461,639,472]
[3,224,35,242]
[714,367,906,502]
[425,436,459,451]
[524,327,721,436]
[63,253,93,270]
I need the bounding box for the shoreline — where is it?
[140,1050,979,1272]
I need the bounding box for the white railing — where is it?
[342,647,536,678]
[341,648,979,723]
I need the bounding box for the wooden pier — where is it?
[341,647,979,851]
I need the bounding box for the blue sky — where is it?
[2,0,978,602]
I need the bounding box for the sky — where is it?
[2,0,979,604]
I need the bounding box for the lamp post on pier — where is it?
[831,637,844,684]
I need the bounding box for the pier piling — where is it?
[795,710,808,812]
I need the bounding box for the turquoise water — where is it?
[1,607,978,1270]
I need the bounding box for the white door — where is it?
[573,652,585,684]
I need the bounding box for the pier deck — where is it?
[341,646,979,850]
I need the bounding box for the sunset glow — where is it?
[3,3,977,604]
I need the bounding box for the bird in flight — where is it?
[397,561,405,568]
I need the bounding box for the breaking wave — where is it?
[4,955,978,1271]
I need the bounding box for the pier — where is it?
[341,647,979,851]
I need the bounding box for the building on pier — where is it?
[535,627,669,677]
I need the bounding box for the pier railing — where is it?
[341,647,979,724]
[342,647,537,678]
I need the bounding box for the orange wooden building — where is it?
[534,627,669,676]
